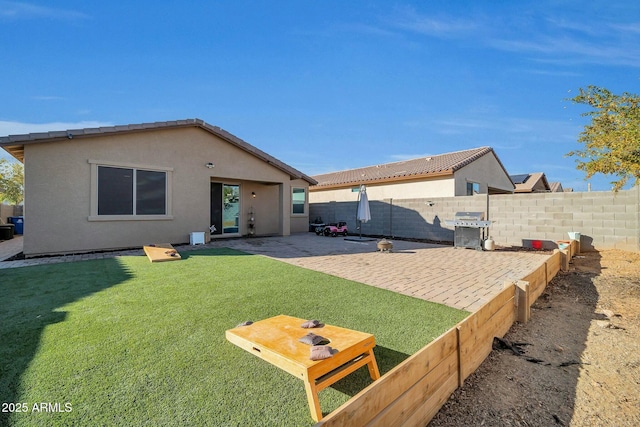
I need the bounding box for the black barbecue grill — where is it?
[445,212,492,250]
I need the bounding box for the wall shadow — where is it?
[311,200,455,244]
[176,247,254,260]
[0,259,133,426]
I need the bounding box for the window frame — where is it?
[291,187,307,215]
[88,160,173,221]
[466,181,480,196]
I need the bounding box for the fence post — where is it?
[556,248,570,271]
[515,280,530,323]
[456,326,463,387]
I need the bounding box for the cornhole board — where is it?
[143,243,181,262]
[226,314,380,421]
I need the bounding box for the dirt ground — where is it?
[429,249,640,427]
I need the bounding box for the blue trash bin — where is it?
[8,216,24,234]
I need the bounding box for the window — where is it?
[466,182,480,196]
[292,187,306,214]
[96,165,167,216]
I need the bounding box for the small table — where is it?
[225,315,380,421]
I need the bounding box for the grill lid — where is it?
[454,211,485,221]
[444,212,491,228]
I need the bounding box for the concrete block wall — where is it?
[310,187,639,251]
[489,189,638,251]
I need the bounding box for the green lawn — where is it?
[1,248,468,426]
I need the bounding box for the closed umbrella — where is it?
[356,185,371,238]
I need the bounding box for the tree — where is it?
[0,159,24,205]
[567,86,640,191]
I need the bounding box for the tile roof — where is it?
[311,146,497,189]
[510,172,550,193]
[549,181,564,192]
[0,118,316,184]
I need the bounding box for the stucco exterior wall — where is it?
[453,152,514,195]
[289,178,311,233]
[309,177,457,203]
[22,127,307,255]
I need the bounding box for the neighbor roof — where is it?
[509,172,550,193]
[549,181,564,192]
[0,118,317,184]
[311,146,509,189]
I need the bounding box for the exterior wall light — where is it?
[205,162,214,168]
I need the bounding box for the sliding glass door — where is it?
[210,183,240,235]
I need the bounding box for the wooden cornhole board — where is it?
[143,243,181,262]
[226,314,380,421]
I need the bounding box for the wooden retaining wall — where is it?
[316,250,564,427]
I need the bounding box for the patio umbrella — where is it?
[356,184,371,239]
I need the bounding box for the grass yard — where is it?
[1,248,468,426]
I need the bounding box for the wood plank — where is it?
[316,328,458,426]
[315,352,378,392]
[463,286,515,330]
[368,351,459,426]
[515,281,530,323]
[458,298,516,381]
[395,374,460,427]
[559,249,570,272]
[522,264,546,302]
[457,287,514,343]
[571,238,580,255]
[546,251,561,278]
[460,299,516,345]
[143,243,181,262]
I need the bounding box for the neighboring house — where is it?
[0,119,316,256]
[549,181,571,192]
[309,147,514,203]
[510,172,552,193]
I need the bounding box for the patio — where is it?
[0,233,551,312]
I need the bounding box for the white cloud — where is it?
[31,95,65,101]
[0,1,89,20]
[390,7,479,39]
[0,120,113,137]
[490,35,640,67]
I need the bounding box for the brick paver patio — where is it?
[0,233,551,312]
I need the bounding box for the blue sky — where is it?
[1,1,639,191]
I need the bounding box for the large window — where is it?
[292,187,306,214]
[97,166,167,216]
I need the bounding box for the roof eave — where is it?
[310,170,454,191]
[0,118,317,184]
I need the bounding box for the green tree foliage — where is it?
[567,86,640,191]
[0,159,24,205]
